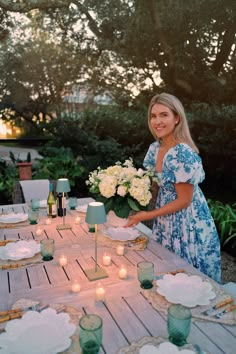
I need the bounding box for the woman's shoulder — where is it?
[166,143,202,166]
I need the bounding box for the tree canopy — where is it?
[0,0,236,121]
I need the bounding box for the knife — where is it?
[201,297,233,316]
[215,304,236,319]
[156,269,185,280]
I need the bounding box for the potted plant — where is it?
[9,151,32,180]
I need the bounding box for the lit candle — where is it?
[95,283,105,301]
[71,280,81,293]
[36,227,43,236]
[116,245,125,256]
[103,253,111,266]
[119,267,128,279]
[75,216,81,224]
[46,218,52,225]
[59,255,68,267]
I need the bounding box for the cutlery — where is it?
[0,261,43,270]
[0,304,50,324]
[201,297,233,316]
[214,304,236,319]
[156,269,185,280]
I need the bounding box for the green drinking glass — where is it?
[79,314,103,354]
[167,304,192,346]
[68,197,78,210]
[40,238,55,261]
[137,261,154,289]
[28,207,39,225]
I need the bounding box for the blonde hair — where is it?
[148,93,199,153]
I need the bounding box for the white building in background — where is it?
[63,86,113,112]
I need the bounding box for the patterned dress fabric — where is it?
[143,141,221,283]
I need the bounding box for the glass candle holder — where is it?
[40,238,55,261]
[137,261,154,289]
[79,314,103,354]
[116,245,125,256]
[167,304,192,346]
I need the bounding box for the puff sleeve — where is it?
[162,144,205,185]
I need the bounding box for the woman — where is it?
[127,93,221,283]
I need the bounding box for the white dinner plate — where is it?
[156,273,216,307]
[39,200,47,208]
[76,204,88,213]
[0,240,40,260]
[104,227,140,241]
[140,342,195,354]
[0,213,28,224]
[0,308,76,354]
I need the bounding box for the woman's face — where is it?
[150,103,178,141]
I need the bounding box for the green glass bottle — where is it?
[47,182,57,218]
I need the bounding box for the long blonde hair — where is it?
[148,93,199,153]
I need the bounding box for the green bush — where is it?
[208,199,236,252]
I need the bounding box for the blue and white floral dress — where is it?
[143,141,221,283]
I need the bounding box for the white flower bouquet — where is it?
[86,158,155,218]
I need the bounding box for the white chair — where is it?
[19,179,50,203]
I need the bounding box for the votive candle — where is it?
[95,283,105,301]
[71,280,81,293]
[116,245,125,256]
[46,218,52,225]
[103,253,111,266]
[119,266,128,279]
[36,227,43,236]
[59,255,68,267]
[75,216,81,225]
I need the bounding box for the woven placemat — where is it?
[143,273,236,325]
[96,232,149,251]
[0,298,84,354]
[0,221,30,229]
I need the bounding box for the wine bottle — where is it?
[57,193,66,217]
[47,182,57,218]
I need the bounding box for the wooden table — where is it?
[0,199,235,354]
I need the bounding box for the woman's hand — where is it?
[124,211,149,227]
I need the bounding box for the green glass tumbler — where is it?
[68,197,78,210]
[28,207,39,225]
[137,261,154,289]
[40,238,55,261]
[30,198,40,211]
[167,304,192,346]
[79,314,103,354]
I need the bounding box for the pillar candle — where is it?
[103,253,111,266]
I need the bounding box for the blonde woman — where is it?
[127,93,221,282]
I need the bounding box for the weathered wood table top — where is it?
[0,199,235,354]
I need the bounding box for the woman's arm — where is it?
[125,182,194,226]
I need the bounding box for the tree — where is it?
[0,0,236,106]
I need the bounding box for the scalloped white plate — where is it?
[0,240,40,260]
[140,342,195,354]
[0,213,28,224]
[104,226,140,241]
[156,273,216,307]
[76,204,88,213]
[0,308,76,354]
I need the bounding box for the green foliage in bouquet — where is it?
[86,158,155,218]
